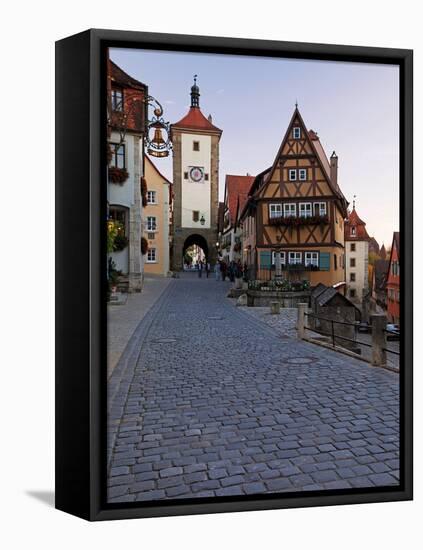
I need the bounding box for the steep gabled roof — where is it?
[224,174,255,226]
[373,259,389,291]
[109,60,146,90]
[239,166,272,222]
[344,207,370,241]
[258,107,348,213]
[145,155,172,185]
[172,107,222,134]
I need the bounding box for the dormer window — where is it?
[351,226,356,236]
[293,127,301,139]
[111,87,124,112]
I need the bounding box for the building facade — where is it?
[170,78,222,270]
[221,175,254,264]
[143,156,172,276]
[386,232,400,324]
[240,107,348,289]
[344,205,370,304]
[107,60,148,292]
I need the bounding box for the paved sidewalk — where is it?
[107,276,172,379]
[107,274,399,503]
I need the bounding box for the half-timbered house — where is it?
[240,107,348,289]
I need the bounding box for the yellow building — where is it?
[143,156,172,276]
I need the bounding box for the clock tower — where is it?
[170,77,222,271]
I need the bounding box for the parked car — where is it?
[386,323,400,341]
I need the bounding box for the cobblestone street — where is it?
[107,273,400,503]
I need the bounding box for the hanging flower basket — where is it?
[141,237,149,255]
[109,166,129,184]
[268,215,329,227]
[113,233,129,251]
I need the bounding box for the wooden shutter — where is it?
[260,250,272,268]
[319,252,330,271]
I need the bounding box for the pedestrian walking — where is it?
[206,262,210,278]
[221,260,227,281]
[198,261,203,278]
[214,261,221,281]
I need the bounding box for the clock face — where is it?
[189,166,204,182]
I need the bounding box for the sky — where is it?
[110,48,399,246]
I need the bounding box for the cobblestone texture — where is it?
[107,274,399,502]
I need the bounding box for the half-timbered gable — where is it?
[252,107,348,289]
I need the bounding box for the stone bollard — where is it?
[297,302,309,340]
[371,314,387,367]
[270,301,280,315]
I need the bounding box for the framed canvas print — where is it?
[55,29,413,521]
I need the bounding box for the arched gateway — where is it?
[170,77,222,271]
[183,234,209,268]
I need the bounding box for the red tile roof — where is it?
[172,107,222,134]
[344,207,370,241]
[225,175,255,226]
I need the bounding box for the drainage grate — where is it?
[286,357,315,365]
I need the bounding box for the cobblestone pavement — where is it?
[237,304,298,338]
[107,274,400,503]
[107,275,171,379]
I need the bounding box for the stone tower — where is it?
[170,77,222,271]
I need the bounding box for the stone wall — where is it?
[247,290,311,308]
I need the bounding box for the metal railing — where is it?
[304,312,372,349]
[297,305,399,369]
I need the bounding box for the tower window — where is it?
[193,141,200,151]
[350,243,356,252]
[293,127,301,139]
[184,171,189,180]
[351,226,356,236]
[350,272,356,282]
[192,210,199,222]
[204,173,209,181]
[350,258,356,267]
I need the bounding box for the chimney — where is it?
[208,114,213,123]
[330,151,338,187]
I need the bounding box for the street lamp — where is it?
[200,215,205,225]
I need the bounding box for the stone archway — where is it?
[182,234,209,270]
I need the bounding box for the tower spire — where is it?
[190,74,200,108]
[353,194,356,210]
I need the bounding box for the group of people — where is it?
[214,259,243,282]
[194,258,245,282]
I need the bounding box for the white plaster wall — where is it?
[346,240,369,300]
[181,133,211,228]
[108,132,136,209]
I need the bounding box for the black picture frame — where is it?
[55,28,413,521]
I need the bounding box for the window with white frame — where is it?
[146,216,157,231]
[283,203,296,217]
[314,202,327,216]
[299,203,312,217]
[146,248,157,263]
[305,252,319,267]
[269,204,283,218]
[289,252,302,264]
[271,251,286,266]
[293,127,301,139]
[147,191,157,204]
[299,168,307,181]
[289,169,297,181]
